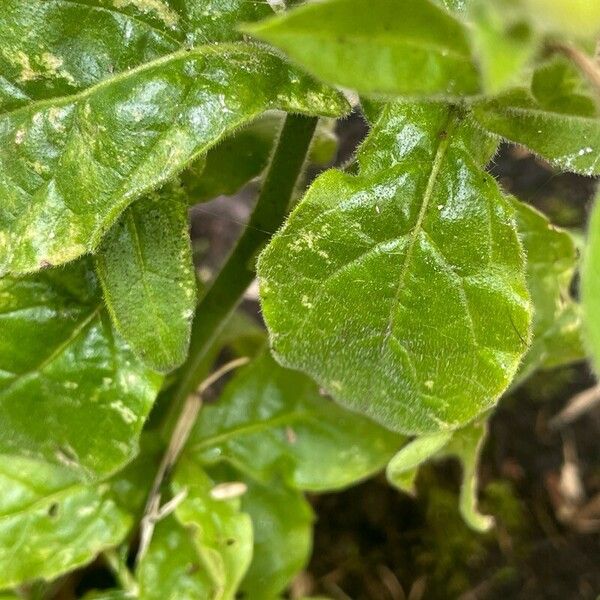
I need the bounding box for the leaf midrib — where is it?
[382,113,456,350]
[0,42,251,119]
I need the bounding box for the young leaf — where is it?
[137,517,217,599]
[0,260,161,478]
[189,351,405,491]
[238,476,313,599]
[472,58,600,175]
[513,199,584,383]
[96,187,197,373]
[386,431,454,494]
[468,0,538,93]
[582,193,600,374]
[0,450,155,590]
[0,44,348,276]
[258,102,532,434]
[387,422,493,532]
[138,459,253,600]
[172,459,253,600]
[243,0,480,98]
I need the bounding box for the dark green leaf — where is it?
[258,102,531,434]
[96,186,197,373]
[582,192,600,374]
[0,43,348,276]
[0,260,161,478]
[243,0,480,98]
[513,199,584,383]
[239,477,313,600]
[189,351,404,491]
[472,58,600,175]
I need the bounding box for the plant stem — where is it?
[172,114,318,405]
[550,42,600,98]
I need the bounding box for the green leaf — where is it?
[386,431,454,494]
[258,102,531,434]
[513,199,584,382]
[582,193,600,374]
[138,458,253,600]
[182,113,282,204]
[468,0,538,94]
[239,477,313,600]
[137,516,216,599]
[388,422,493,532]
[0,260,161,478]
[0,454,142,589]
[183,112,338,204]
[472,58,600,175]
[243,0,480,98]
[0,0,273,111]
[172,459,253,600]
[0,43,348,277]
[189,351,404,491]
[96,186,196,373]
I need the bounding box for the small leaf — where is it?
[96,186,197,373]
[468,0,539,93]
[0,44,348,276]
[138,458,253,600]
[0,451,152,589]
[582,192,600,374]
[243,0,480,98]
[239,476,313,600]
[0,260,161,478]
[388,422,493,532]
[386,431,454,494]
[189,351,404,491]
[137,517,216,599]
[513,199,584,383]
[258,102,531,434]
[472,57,600,175]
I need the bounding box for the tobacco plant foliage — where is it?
[0,0,598,597]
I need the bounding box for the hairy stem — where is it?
[172,114,318,405]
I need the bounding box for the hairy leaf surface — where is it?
[96,187,196,373]
[0,43,347,276]
[259,102,531,434]
[473,58,600,175]
[0,0,272,112]
[189,351,404,490]
[582,193,600,374]
[244,0,480,98]
[0,260,161,478]
[514,199,583,382]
